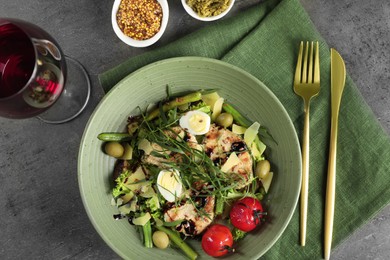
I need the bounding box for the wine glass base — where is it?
[37,56,91,124]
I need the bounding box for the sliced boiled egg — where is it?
[157,169,183,202]
[179,110,211,135]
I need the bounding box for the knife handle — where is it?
[324,114,339,260]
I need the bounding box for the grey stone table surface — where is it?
[0,0,389,259]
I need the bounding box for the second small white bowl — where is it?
[181,0,235,22]
[112,0,169,47]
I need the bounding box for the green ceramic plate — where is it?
[78,57,301,259]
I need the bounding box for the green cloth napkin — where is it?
[99,0,390,259]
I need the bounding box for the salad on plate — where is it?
[97,89,274,259]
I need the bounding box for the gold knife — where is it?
[324,48,346,260]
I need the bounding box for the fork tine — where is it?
[294,41,304,85]
[302,41,309,83]
[314,41,320,83]
[308,42,314,83]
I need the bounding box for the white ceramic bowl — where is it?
[111,0,169,47]
[181,0,235,22]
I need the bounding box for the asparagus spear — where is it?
[155,226,198,260]
[97,132,132,141]
[223,103,276,144]
[222,103,252,127]
[97,91,204,141]
[145,92,202,121]
[142,220,153,248]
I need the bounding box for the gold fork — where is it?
[293,41,320,246]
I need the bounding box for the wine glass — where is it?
[0,18,90,124]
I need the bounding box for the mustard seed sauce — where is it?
[116,0,163,41]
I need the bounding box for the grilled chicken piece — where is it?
[113,160,130,181]
[165,126,199,149]
[203,124,253,189]
[142,142,174,167]
[164,195,215,236]
[142,126,200,167]
[229,151,253,187]
[203,124,242,161]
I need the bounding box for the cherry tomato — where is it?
[230,197,265,232]
[201,224,234,257]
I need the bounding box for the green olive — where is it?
[152,230,170,249]
[104,141,124,158]
[216,113,233,128]
[255,159,271,179]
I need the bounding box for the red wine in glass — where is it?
[0,24,35,98]
[0,18,90,123]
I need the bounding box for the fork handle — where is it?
[300,101,311,246]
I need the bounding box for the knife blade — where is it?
[324,48,346,260]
